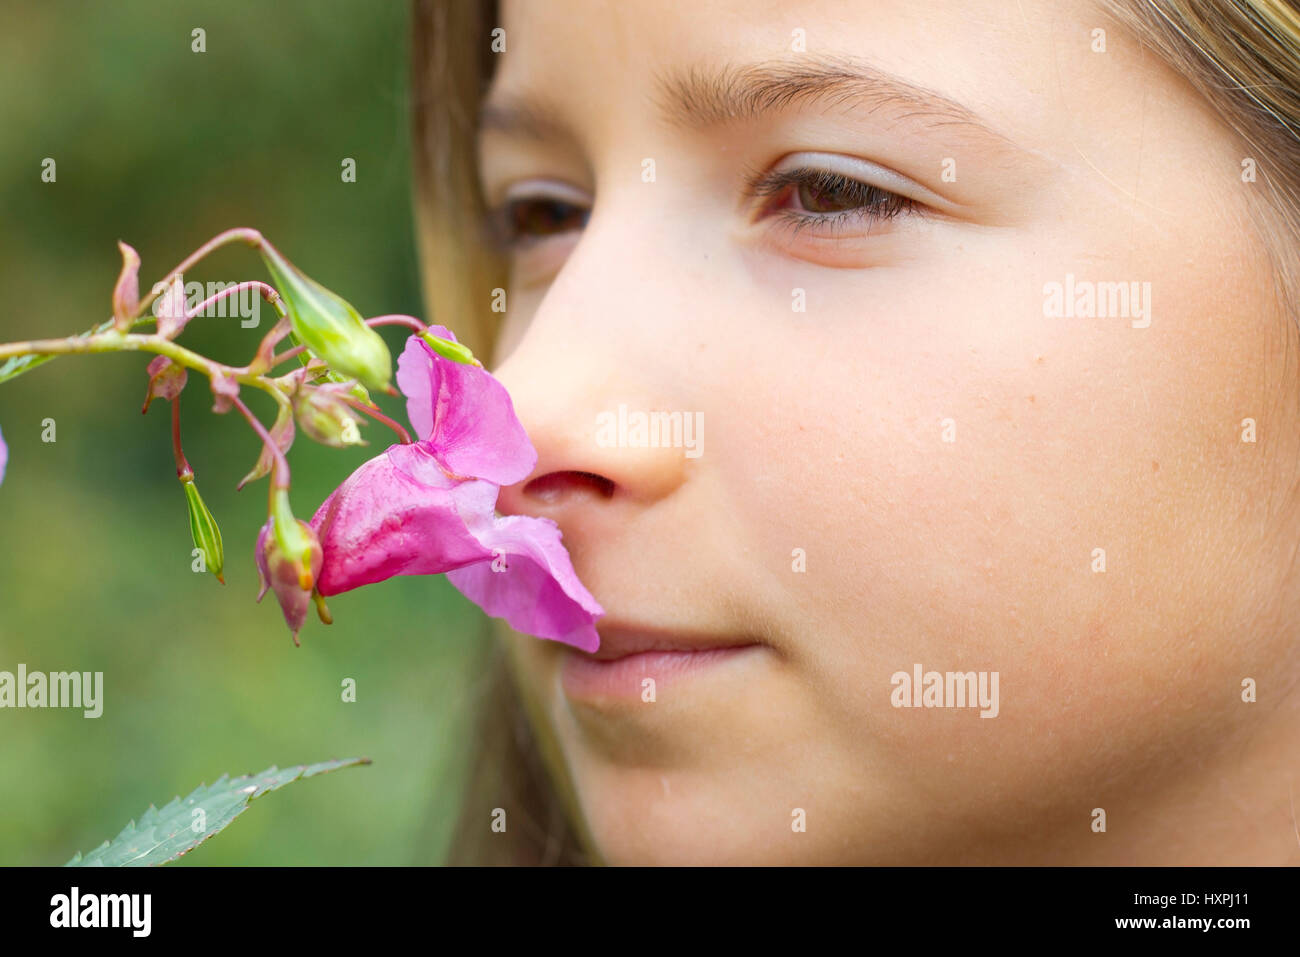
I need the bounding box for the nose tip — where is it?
[490,347,691,521]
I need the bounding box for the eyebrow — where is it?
[479,52,1016,150]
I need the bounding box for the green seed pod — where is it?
[260,241,393,392]
[182,478,224,583]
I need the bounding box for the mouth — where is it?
[560,624,766,701]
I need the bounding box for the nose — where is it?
[492,324,690,529]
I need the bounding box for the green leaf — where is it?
[64,757,371,866]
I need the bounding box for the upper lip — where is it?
[585,622,763,661]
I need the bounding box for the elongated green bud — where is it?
[419,330,480,366]
[259,241,392,392]
[183,477,224,583]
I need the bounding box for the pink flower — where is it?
[0,423,7,486]
[306,331,603,652]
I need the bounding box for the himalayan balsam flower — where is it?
[306,329,603,652]
[0,423,7,487]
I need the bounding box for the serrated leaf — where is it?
[65,757,370,866]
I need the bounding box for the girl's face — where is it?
[477,0,1300,863]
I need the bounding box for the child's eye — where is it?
[484,193,590,252]
[741,163,919,241]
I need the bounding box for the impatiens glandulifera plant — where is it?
[0,228,603,650]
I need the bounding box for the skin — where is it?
[471,0,1300,864]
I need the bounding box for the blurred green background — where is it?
[0,1,490,864]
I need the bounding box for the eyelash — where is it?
[482,164,917,252]
[483,195,589,253]
[739,163,918,240]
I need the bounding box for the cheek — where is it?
[710,236,1289,803]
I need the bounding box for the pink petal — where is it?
[446,513,604,652]
[254,523,271,601]
[395,333,536,485]
[0,423,7,487]
[309,442,493,595]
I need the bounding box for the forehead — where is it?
[486,0,1073,145]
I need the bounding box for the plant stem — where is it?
[230,394,290,490]
[365,314,428,334]
[185,280,285,323]
[172,396,193,481]
[339,394,413,444]
[133,227,265,319]
[269,343,307,367]
[0,332,265,388]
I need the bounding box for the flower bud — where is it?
[112,241,141,333]
[292,385,366,449]
[256,489,325,645]
[182,477,224,583]
[419,329,480,366]
[259,241,392,393]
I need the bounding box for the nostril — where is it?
[523,470,616,504]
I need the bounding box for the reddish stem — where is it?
[365,314,428,334]
[269,343,307,367]
[230,394,290,490]
[340,394,413,444]
[249,315,294,374]
[171,396,193,481]
[135,228,265,318]
[185,280,283,321]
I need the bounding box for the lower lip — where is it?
[561,646,760,700]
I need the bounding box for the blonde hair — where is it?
[1099,0,1300,317]
[410,0,1300,865]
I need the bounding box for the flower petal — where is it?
[308,442,492,595]
[254,522,271,602]
[0,423,7,487]
[446,512,604,652]
[395,332,536,485]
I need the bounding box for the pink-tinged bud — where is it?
[154,275,190,339]
[256,489,325,645]
[141,355,187,413]
[112,241,141,333]
[292,384,366,449]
